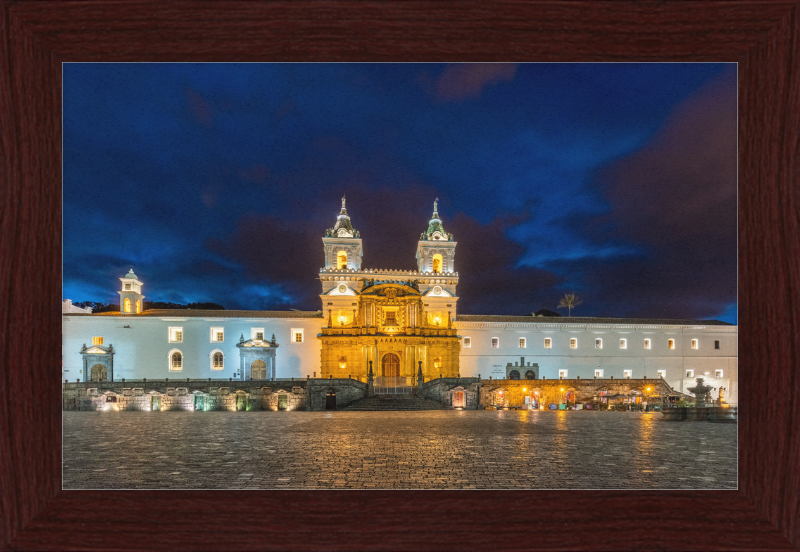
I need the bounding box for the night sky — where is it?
[63,63,737,323]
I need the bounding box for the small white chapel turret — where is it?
[322,195,363,270]
[118,268,145,314]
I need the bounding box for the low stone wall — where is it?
[306,378,368,411]
[478,378,672,409]
[417,378,481,409]
[62,378,370,412]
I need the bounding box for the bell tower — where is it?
[322,195,363,270]
[416,198,457,274]
[118,268,145,314]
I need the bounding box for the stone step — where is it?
[341,396,447,411]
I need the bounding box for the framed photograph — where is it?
[2,2,798,550]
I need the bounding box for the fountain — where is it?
[661,377,737,422]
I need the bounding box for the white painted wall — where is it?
[62,314,325,382]
[454,322,738,404]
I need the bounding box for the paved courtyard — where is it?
[63,410,737,489]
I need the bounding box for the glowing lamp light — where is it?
[338,314,346,325]
[434,316,441,326]
[339,361,346,370]
[561,388,564,392]
[523,388,526,392]
[647,387,651,392]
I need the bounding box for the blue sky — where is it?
[63,63,737,322]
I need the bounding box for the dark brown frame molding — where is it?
[1,1,798,550]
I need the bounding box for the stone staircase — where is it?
[340,394,448,411]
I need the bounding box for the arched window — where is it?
[337,250,348,269]
[136,300,141,313]
[432,254,443,273]
[524,370,535,380]
[509,370,520,380]
[168,350,183,371]
[124,298,131,313]
[213,352,224,370]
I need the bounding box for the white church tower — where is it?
[416,198,457,274]
[322,195,363,270]
[118,268,145,314]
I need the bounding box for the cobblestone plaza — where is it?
[63,411,737,490]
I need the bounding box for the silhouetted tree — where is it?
[557,293,583,317]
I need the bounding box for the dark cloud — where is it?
[434,63,518,101]
[551,67,737,319]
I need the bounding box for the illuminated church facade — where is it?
[62,199,739,404]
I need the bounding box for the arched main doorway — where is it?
[90,364,107,382]
[382,353,400,377]
[251,359,266,380]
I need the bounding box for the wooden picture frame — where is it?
[2,1,798,550]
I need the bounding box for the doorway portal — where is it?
[381,353,400,377]
[90,364,107,382]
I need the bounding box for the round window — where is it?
[338,284,347,293]
[433,286,442,295]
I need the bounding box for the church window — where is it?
[623,370,632,378]
[519,338,526,348]
[595,338,602,349]
[256,332,264,341]
[686,369,694,378]
[125,283,131,290]
[570,338,577,349]
[463,337,471,348]
[544,338,552,349]
[210,327,224,342]
[92,336,103,345]
[644,339,651,350]
[170,351,183,371]
[491,338,499,348]
[691,339,698,349]
[619,338,627,349]
[136,300,141,313]
[292,328,304,343]
[385,311,397,326]
[432,254,443,273]
[595,369,603,377]
[657,370,666,379]
[124,298,131,313]
[715,370,723,377]
[559,370,568,378]
[212,351,224,370]
[169,327,183,343]
[251,328,265,341]
[715,340,720,349]
[337,250,348,269]
[668,339,675,350]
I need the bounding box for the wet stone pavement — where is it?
[63,410,737,490]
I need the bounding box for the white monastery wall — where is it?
[62,315,325,381]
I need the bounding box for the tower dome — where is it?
[326,195,359,239]
[421,198,453,242]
